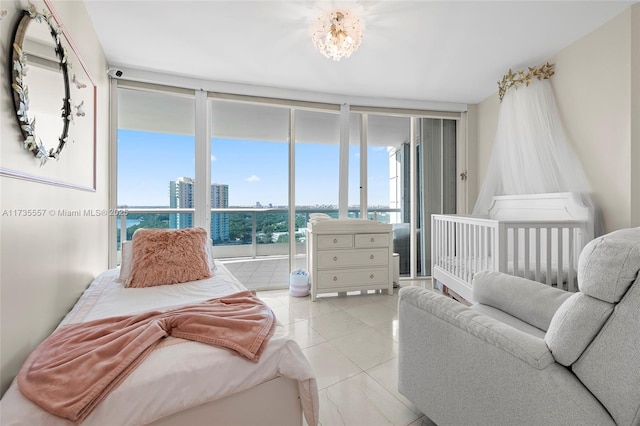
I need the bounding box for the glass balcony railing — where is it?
[114,206,423,289]
[116,207,400,258]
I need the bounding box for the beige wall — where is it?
[0,0,109,395]
[473,5,639,233]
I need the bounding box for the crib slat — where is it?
[498,223,507,272]
[483,226,488,272]
[524,228,530,279]
[512,227,519,277]
[557,228,563,290]
[567,227,576,292]
[470,224,474,282]
[546,228,552,286]
[463,222,467,281]
[452,221,457,277]
[535,228,541,282]
[444,220,449,275]
[472,225,477,278]
[556,228,564,289]
[431,216,442,276]
[455,221,460,278]
[465,224,473,282]
[461,221,465,280]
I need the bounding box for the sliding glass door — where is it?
[354,112,458,279]
[418,118,457,276]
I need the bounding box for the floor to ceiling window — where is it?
[294,108,341,269]
[113,81,463,285]
[115,86,195,262]
[363,113,413,274]
[209,99,290,262]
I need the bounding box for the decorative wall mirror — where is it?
[10,5,71,164]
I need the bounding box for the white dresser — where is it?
[306,219,393,301]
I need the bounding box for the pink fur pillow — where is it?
[126,228,212,288]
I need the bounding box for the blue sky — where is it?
[117,130,390,207]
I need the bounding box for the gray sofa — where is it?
[398,227,640,426]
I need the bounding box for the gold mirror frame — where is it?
[10,6,71,165]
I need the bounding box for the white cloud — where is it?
[211,154,217,162]
[245,175,260,183]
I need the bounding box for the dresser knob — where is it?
[370,254,374,259]
[333,256,338,261]
[333,276,338,281]
[370,274,374,279]
[333,238,338,243]
[370,237,375,242]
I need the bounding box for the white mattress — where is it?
[1,263,318,425]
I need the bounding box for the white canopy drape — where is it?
[472,71,599,235]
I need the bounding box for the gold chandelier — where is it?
[311,9,363,61]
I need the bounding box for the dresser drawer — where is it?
[354,233,390,248]
[317,248,388,268]
[317,234,353,249]
[316,267,389,289]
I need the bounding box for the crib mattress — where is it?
[437,255,576,286]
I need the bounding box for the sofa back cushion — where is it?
[578,227,640,303]
[545,293,613,366]
[571,228,640,426]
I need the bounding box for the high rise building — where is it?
[169,177,194,229]
[168,178,230,242]
[211,183,229,242]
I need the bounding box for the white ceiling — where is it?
[85,1,634,105]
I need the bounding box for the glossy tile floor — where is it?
[255,283,438,426]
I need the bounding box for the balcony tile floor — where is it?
[221,256,292,290]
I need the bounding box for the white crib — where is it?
[431,193,594,302]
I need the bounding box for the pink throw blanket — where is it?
[17,290,275,423]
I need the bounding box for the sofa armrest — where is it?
[472,271,573,331]
[399,286,554,369]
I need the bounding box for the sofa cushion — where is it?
[545,292,613,366]
[578,227,640,303]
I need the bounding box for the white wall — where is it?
[473,4,640,233]
[0,0,109,396]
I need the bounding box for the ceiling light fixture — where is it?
[311,9,363,61]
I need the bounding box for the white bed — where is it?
[431,192,594,302]
[0,262,319,426]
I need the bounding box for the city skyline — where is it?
[117,129,392,207]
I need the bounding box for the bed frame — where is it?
[431,193,593,302]
[0,263,313,426]
[150,376,302,425]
